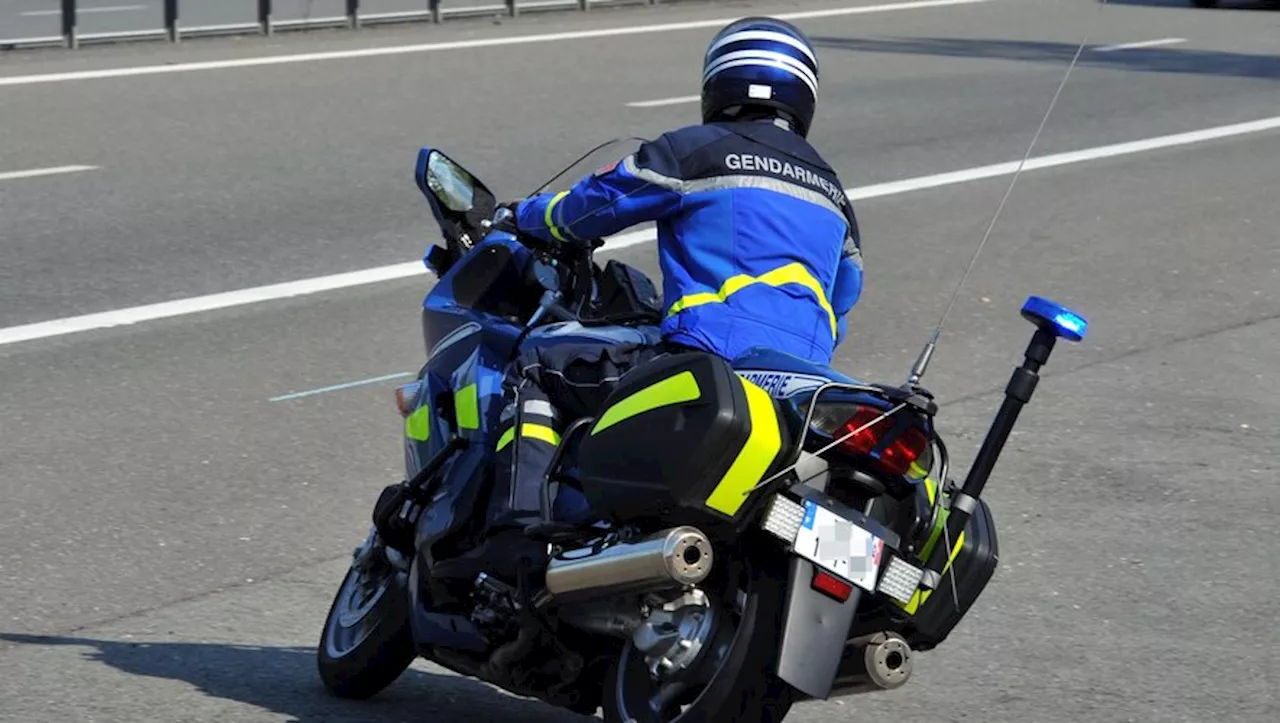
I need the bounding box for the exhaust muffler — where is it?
[543,526,713,602]
[828,632,915,697]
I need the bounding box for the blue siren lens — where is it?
[1021,296,1088,342]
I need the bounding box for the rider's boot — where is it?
[429,400,561,585]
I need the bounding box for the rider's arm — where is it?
[516,136,684,244]
[831,230,864,345]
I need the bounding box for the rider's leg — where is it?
[488,372,562,530]
[428,356,555,584]
[489,330,670,533]
[433,330,667,584]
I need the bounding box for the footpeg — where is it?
[523,521,597,545]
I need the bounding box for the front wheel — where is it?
[602,542,797,723]
[317,548,417,699]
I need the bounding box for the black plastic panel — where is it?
[905,497,999,650]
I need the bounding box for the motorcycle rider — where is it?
[432,16,865,584]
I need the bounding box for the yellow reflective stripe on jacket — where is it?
[544,191,570,243]
[666,262,838,338]
[495,423,562,452]
[591,371,702,436]
[704,377,783,516]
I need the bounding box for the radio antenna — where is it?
[906,1,1108,388]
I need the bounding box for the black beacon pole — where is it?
[919,296,1087,590]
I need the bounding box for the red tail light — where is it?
[811,570,854,602]
[839,406,892,455]
[830,404,929,476]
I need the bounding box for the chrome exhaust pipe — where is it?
[828,632,914,697]
[543,526,713,602]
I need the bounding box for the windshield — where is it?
[526,138,648,197]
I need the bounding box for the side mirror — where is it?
[423,151,487,213]
[414,147,499,256]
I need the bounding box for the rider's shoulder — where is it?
[655,123,833,171]
[630,124,731,175]
[647,123,737,154]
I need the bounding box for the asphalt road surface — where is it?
[0,0,571,40]
[2,0,1278,721]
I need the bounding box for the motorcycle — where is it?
[315,145,1089,722]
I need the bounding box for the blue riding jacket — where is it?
[516,120,863,366]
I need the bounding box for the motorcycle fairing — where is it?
[399,232,546,651]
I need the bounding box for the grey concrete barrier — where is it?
[1,0,675,51]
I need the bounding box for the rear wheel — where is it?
[602,542,797,723]
[317,540,417,699]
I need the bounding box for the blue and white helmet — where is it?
[701,17,820,137]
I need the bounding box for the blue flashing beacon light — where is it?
[1021,296,1088,343]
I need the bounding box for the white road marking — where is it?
[627,95,701,108]
[0,0,988,88]
[0,262,427,347]
[1094,38,1187,53]
[3,113,1279,348]
[0,165,100,182]
[269,372,414,402]
[22,5,147,16]
[846,115,1280,200]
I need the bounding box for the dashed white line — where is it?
[3,113,1279,348]
[269,372,415,402]
[0,165,100,182]
[627,95,701,109]
[22,5,147,16]
[0,0,989,88]
[1094,38,1187,53]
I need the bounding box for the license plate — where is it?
[793,499,885,593]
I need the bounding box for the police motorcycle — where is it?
[315,146,1090,723]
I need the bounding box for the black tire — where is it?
[1192,0,1218,7]
[317,561,417,699]
[602,543,797,723]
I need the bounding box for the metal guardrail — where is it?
[3,0,671,51]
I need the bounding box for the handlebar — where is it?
[487,203,600,262]
[485,202,608,330]
[490,205,516,230]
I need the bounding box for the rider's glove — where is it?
[491,201,521,234]
[497,199,564,255]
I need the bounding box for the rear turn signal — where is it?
[811,569,855,602]
[395,382,422,418]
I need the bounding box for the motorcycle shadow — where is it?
[0,633,595,722]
